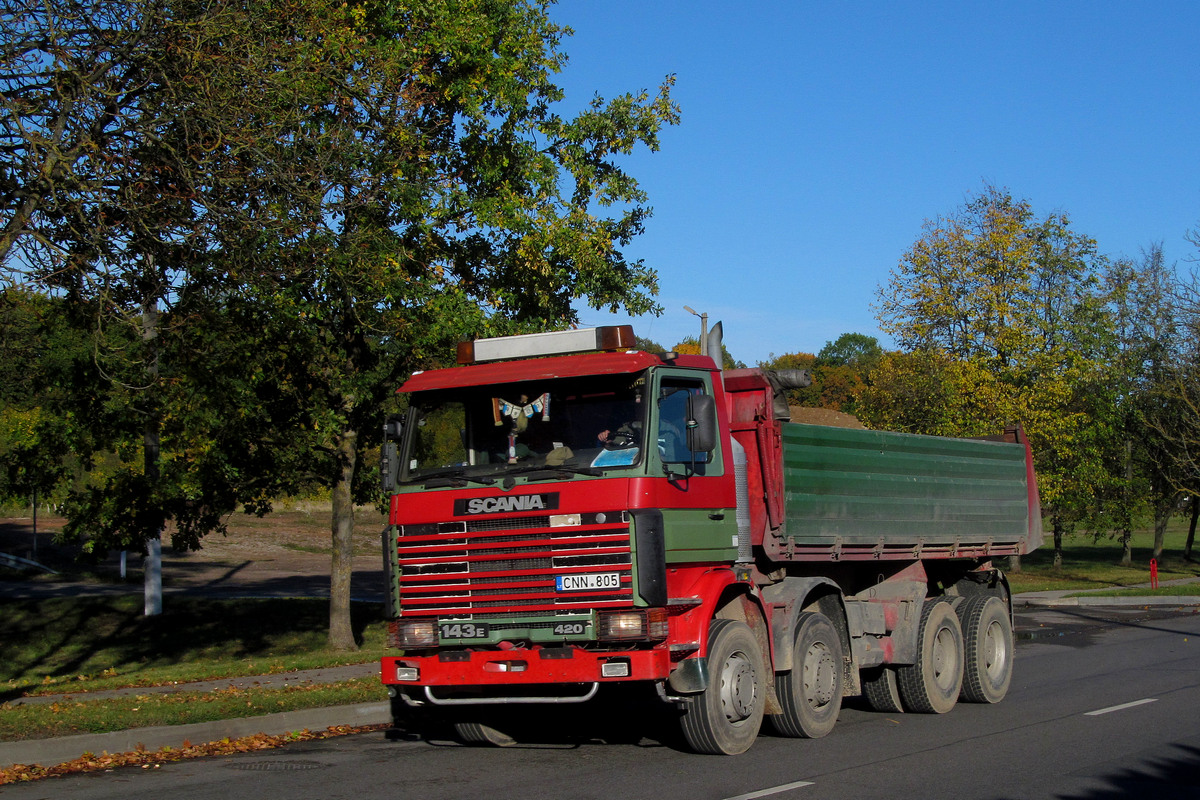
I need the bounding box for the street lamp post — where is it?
[683,305,708,357]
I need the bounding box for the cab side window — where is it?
[657,378,712,470]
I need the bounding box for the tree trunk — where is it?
[1052,518,1063,571]
[1008,554,1021,574]
[142,297,163,617]
[1152,501,1170,562]
[1186,499,1197,562]
[30,484,37,561]
[329,426,359,651]
[1120,439,1132,566]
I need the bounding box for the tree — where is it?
[0,289,105,559]
[1,0,679,643]
[0,0,306,612]
[1105,245,1186,563]
[817,333,883,372]
[872,184,1120,568]
[634,336,667,355]
[759,335,882,417]
[1142,230,1200,560]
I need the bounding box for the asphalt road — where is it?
[7,605,1199,800]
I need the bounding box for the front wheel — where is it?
[679,618,766,755]
[957,595,1014,703]
[897,599,963,714]
[768,612,843,738]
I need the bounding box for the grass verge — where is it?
[0,679,384,741]
[1066,583,1200,599]
[1006,520,1200,594]
[1,596,387,696]
[0,596,391,743]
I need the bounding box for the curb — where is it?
[1017,595,1200,608]
[0,701,390,770]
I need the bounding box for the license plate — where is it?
[439,622,490,640]
[555,572,620,592]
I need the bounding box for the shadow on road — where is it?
[1054,744,1200,800]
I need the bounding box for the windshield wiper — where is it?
[521,466,604,481]
[417,470,497,489]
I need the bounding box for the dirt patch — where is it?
[788,406,866,428]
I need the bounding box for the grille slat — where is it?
[396,516,631,617]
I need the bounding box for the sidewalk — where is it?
[0,663,392,771]
[5,579,1200,773]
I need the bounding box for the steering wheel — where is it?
[603,430,637,450]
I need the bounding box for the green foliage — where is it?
[0,0,678,645]
[869,184,1123,534]
[635,335,667,355]
[0,290,98,506]
[817,332,882,371]
[1,0,676,551]
[760,333,881,416]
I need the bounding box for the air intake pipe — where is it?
[766,369,812,421]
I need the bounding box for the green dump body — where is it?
[775,423,1042,562]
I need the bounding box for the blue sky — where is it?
[549,1,1200,365]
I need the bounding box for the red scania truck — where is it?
[379,324,1042,754]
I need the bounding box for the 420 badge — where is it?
[555,572,620,592]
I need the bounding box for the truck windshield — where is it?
[401,373,647,483]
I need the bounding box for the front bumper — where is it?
[382,645,671,689]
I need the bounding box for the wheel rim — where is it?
[803,642,837,707]
[931,625,959,692]
[719,648,758,723]
[982,618,1008,680]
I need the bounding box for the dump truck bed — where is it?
[769,423,1042,562]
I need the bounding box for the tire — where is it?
[768,612,843,738]
[680,618,766,755]
[453,720,516,747]
[956,595,1014,703]
[861,666,904,713]
[897,599,963,714]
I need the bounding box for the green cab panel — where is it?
[661,506,738,564]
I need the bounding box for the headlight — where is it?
[390,619,438,648]
[597,608,669,641]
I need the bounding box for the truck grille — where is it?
[395,511,633,617]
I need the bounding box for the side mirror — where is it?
[383,415,405,439]
[381,442,399,493]
[381,415,405,493]
[686,394,717,453]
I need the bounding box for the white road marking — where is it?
[723,779,816,800]
[1085,698,1158,716]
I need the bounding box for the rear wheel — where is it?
[897,599,963,714]
[680,618,766,755]
[861,666,904,713]
[957,595,1013,703]
[768,612,843,738]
